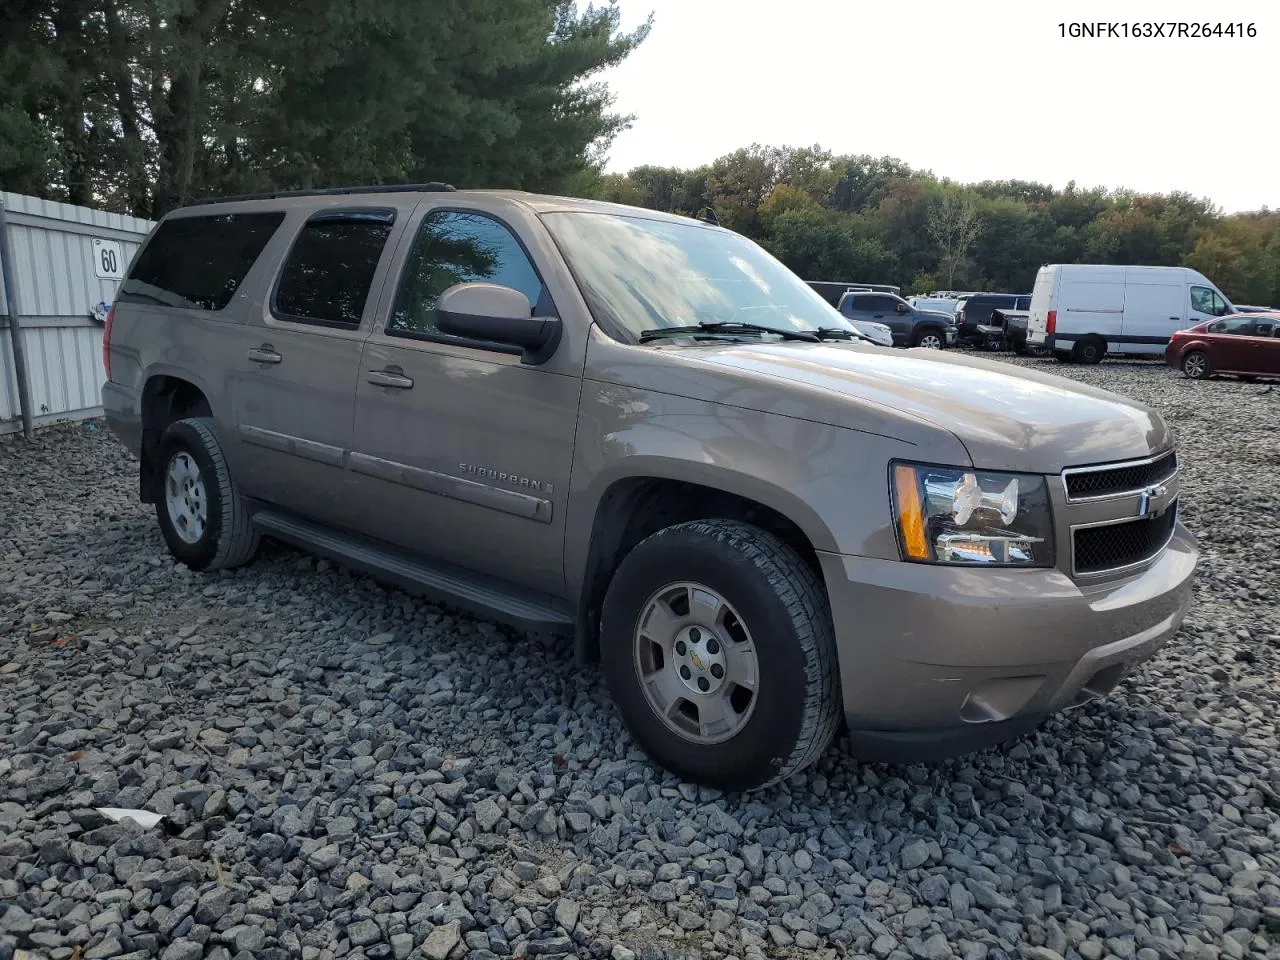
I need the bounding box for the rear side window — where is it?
[273,211,395,328]
[1016,296,1031,310]
[1213,317,1257,335]
[119,212,284,311]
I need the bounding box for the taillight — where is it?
[1046,309,1057,334]
[102,302,116,379]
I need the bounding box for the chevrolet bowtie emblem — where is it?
[1137,483,1168,519]
[690,652,705,670]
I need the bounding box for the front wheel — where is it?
[1182,351,1211,380]
[914,329,945,350]
[600,520,841,791]
[154,417,260,571]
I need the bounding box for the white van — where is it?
[1026,265,1234,363]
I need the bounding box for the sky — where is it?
[598,0,1277,213]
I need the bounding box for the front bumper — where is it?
[818,523,1198,761]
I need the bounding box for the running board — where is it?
[251,509,574,636]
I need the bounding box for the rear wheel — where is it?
[1182,351,1211,380]
[155,417,260,571]
[1054,349,1073,363]
[1072,337,1106,364]
[914,329,945,350]
[600,520,841,791]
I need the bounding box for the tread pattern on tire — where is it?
[639,519,842,789]
[177,417,260,570]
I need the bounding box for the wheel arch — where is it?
[570,466,836,665]
[139,373,214,503]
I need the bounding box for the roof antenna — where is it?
[695,206,720,226]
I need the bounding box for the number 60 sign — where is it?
[92,238,125,280]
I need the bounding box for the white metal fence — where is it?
[0,192,154,435]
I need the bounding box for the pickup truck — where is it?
[837,291,957,348]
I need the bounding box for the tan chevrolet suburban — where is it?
[101,184,1199,790]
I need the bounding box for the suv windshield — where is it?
[541,211,858,342]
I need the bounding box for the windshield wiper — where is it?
[811,326,875,343]
[638,321,820,343]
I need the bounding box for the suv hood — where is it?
[686,343,1170,473]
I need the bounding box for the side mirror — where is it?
[436,283,562,364]
[896,303,908,314]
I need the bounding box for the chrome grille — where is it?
[1063,451,1177,501]
[1073,502,1178,575]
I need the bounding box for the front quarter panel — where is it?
[564,335,968,599]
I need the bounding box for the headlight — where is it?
[890,463,1054,566]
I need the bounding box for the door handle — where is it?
[247,345,282,364]
[1169,316,1180,321]
[367,368,414,389]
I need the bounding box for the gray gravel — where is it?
[2,357,1279,960]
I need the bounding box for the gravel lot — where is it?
[2,355,1278,960]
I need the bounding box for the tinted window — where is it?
[1191,286,1229,316]
[1253,317,1276,337]
[849,295,875,311]
[868,296,897,312]
[273,213,394,328]
[120,212,284,311]
[1016,296,1032,310]
[1214,317,1257,336]
[389,211,545,338]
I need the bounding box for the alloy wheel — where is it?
[632,582,760,744]
[165,451,208,544]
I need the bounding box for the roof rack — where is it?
[193,182,458,205]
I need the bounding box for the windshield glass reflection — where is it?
[541,211,857,341]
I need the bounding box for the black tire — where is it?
[1054,349,1073,363]
[1072,337,1106,364]
[912,328,946,350]
[1012,339,1027,355]
[1182,350,1211,380]
[600,520,841,791]
[154,417,260,571]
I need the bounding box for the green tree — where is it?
[0,0,650,218]
[927,190,983,288]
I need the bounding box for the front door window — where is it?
[1190,286,1229,317]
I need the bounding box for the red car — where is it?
[1165,311,1280,380]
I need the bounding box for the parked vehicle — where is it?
[1230,304,1277,314]
[992,309,1035,354]
[955,294,1031,343]
[908,296,961,315]
[102,184,1198,791]
[1026,265,1235,364]
[1165,311,1280,380]
[846,318,895,347]
[837,291,957,348]
[808,280,902,306]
